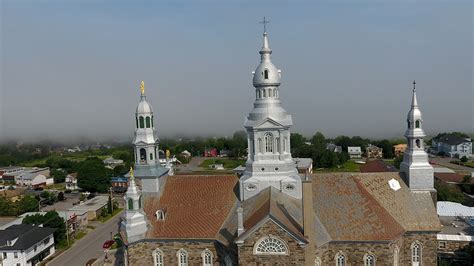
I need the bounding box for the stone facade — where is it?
[127,240,236,265]
[238,220,305,265]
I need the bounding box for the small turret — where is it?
[121,167,148,243]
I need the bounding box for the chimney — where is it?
[237,202,244,237]
[302,179,315,266]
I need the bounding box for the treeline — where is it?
[0,195,38,216]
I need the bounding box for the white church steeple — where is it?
[240,20,302,200]
[400,81,434,192]
[121,167,148,242]
[130,81,169,194]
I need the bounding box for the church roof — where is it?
[143,175,238,244]
[312,172,441,243]
[237,187,306,244]
[127,164,169,178]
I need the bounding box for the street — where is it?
[47,210,123,266]
[430,156,474,172]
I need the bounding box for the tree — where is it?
[0,197,16,216]
[310,132,326,151]
[76,157,112,193]
[51,169,66,183]
[18,195,39,214]
[22,211,66,243]
[460,156,469,163]
[436,181,464,203]
[374,139,394,159]
[393,155,404,169]
[58,192,65,201]
[107,195,113,214]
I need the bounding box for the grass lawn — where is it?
[199,158,245,170]
[75,230,87,240]
[315,161,361,173]
[98,208,123,223]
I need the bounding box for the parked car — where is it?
[102,240,115,249]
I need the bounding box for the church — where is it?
[120,27,441,266]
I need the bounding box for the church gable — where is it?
[253,117,285,129]
[237,219,306,265]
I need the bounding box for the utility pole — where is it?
[109,186,113,213]
[65,215,70,246]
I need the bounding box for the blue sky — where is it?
[1,0,472,142]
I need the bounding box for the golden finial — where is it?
[140,81,145,95]
[129,166,134,179]
[166,149,171,160]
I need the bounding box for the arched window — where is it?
[315,257,322,266]
[283,138,288,153]
[151,115,154,127]
[265,132,273,153]
[138,196,142,208]
[153,248,163,266]
[407,120,410,129]
[146,116,151,128]
[258,90,262,99]
[258,138,263,153]
[201,249,213,266]
[156,210,165,220]
[150,153,154,160]
[253,235,289,255]
[140,148,147,163]
[411,241,422,266]
[263,89,266,97]
[139,116,145,128]
[335,252,346,266]
[177,249,188,266]
[136,117,139,128]
[364,253,375,266]
[393,246,399,266]
[264,69,269,79]
[416,139,421,148]
[276,137,280,153]
[415,120,421,128]
[128,198,133,210]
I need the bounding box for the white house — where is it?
[348,146,362,159]
[432,135,472,158]
[65,173,79,191]
[0,224,56,266]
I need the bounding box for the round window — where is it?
[284,184,295,191]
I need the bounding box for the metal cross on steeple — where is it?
[260,17,270,33]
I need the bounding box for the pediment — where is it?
[254,117,285,129]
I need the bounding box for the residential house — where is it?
[65,173,79,191]
[203,148,218,157]
[326,143,342,153]
[103,157,124,169]
[0,224,56,266]
[347,146,362,159]
[111,176,128,193]
[432,135,472,158]
[366,144,383,159]
[393,143,407,157]
[68,195,108,220]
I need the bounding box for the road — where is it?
[47,211,123,266]
[430,157,474,172]
[175,156,206,173]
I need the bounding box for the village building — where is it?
[394,143,408,157]
[366,144,383,159]
[432,135,472,158]
[347,146,362,159]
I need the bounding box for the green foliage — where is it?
[76,157,112,193]
[460,156,469,163]
[373,139,394,159]
[393,155,404,169]
[436,181,464,203]
[310,132,327,150]
[51,169,67,183]
[107,195,113,214]
[58,192,65,201]
[22,211,66,243]
[0,197,17,216]
[434,132,469,139]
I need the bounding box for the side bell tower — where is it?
[121,167,148,243]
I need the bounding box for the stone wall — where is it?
[238,220,306,265]
[127,240,235,265]
[401,232,437,265]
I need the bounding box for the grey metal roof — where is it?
[0,224,55,251]
[126,164,169,178]
[434,135,470,146]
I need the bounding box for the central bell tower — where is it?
[239,28,302,201]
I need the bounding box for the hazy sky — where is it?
[1,0,473,142]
